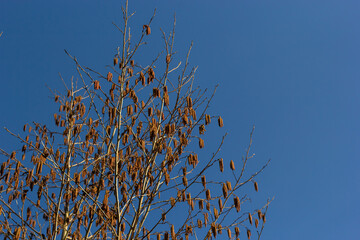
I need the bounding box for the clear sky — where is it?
[1,0,360,239]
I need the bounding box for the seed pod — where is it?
[199,124,206,135]
[130,59,135,67]
[234,197,240,212]
[107,72,113,82]
[247,229,251,239]
[157,233,161,240]
[218,116,224,127]
[230,160,235,170]
[166,54,171,64]
[254,181,259,192]
[219,158,224,172]
[222,183,228,199]
[206,189,211,200]
[248,212,253,225]
[262,214,266,223]
[199,138,204,149]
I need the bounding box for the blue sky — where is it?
[1,0,360,239]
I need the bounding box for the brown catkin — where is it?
[255,218,259,228]
[182,176,188,187]
[235,227,240,237]
[227,228,232,239]
[234,197,240,212]
[230,160,235,170]
[171,225,175,239]
[94,81,100,90]
[247,229,251,239]
[211,223,217,238]
[219,158,224,172]
[107,72,113,82]
[201,175,206,189]
[199,199,204,210]
[199,138,204,149]
[206,189,211,200]
[144,25,151,35]
[222,183,228,199]
[218,116,224,127]
[248,212,253,225]
[254,181,259,192]
[226,181,232,191]
[199,124,206,135]
[214,207,219,219]
[113,57,118,66]
[218,198,223,212]
[205,114,211,125]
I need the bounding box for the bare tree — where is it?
[0,2,271,240]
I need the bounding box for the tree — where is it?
[0,2,270,240]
